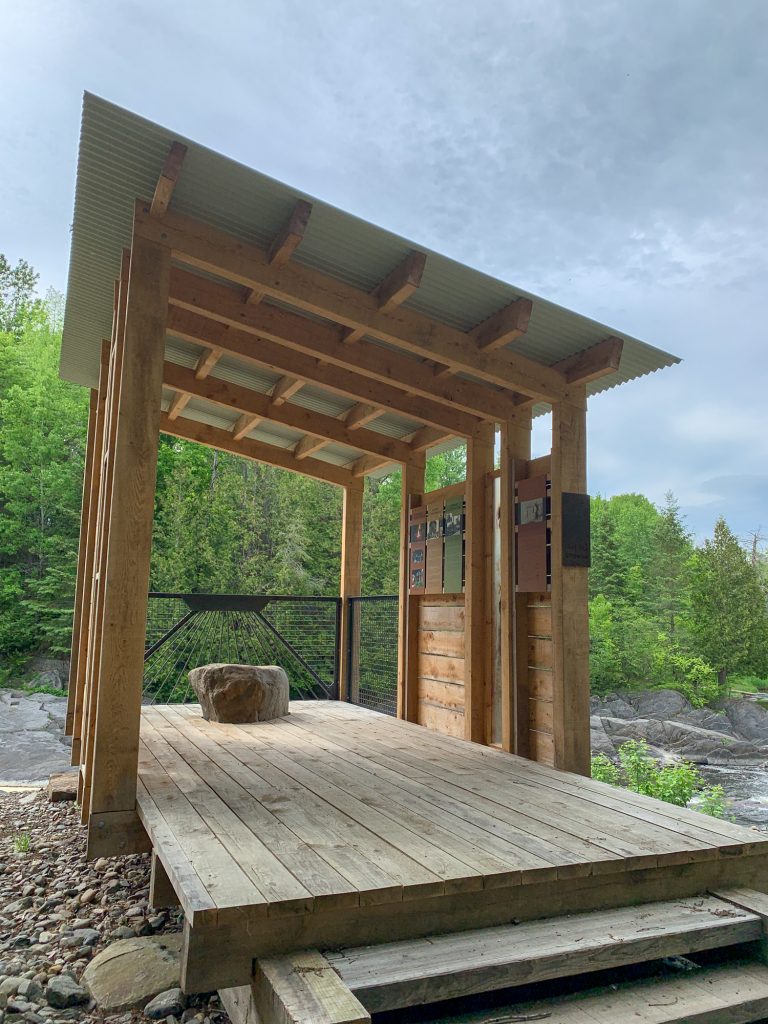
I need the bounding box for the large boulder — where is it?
[721,699,768,744]
[590,716,616,758]
[81,934,183,1011]
[621,688,693,720]
[188,663,289,724]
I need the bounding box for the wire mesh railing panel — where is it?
[142,595,340,704]
[347,596,398,716]
[261,598,339,692]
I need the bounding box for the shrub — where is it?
[591,740,732,819]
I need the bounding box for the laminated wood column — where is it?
[87,231,170,857]
[499,412,532,754]
[550,387,590,775]
[66,370,105,760]
[339,478,364,700]
[397,456,425,721]
[464,424,495,743]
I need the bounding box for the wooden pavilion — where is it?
[60,95,768,1021]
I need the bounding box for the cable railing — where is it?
[143,593,340,704]
[346,596,399,716]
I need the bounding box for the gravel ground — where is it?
[0,791,229,1024]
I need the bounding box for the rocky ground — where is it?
[0,693,72,785]
[0,790,229,1024]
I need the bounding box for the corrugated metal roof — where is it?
[63,93,680,472]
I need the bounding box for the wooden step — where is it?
[327,895,762,1012]
[424,961,768,1024]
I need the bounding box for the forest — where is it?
[2,256,768,705]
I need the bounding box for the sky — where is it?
[2,0,767,542]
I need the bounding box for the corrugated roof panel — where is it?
[63,93,680,455]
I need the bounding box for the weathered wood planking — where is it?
[415,596,466,736]
[328,895,761,1011]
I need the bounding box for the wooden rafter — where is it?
[294,435,328,460]
[150,142,187,217]
[408,426,454,452]
[166,307,483,436]
[167,390,191,421]
[232,414,262,441]
[167,270,524,425]
[245,199,312,305]
[137,203,567,401]
[344,402,382,430]
[271,375,303,405]
[343,250,426,344]
[472,297,533,352]
[162,361,415,463]
[194,346,222,380]
[514,336,624,407]
[160,412,352,487]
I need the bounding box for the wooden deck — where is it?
[137,701,768,992]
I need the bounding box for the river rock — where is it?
[81,934,183,1011]
[143,987,186,1018]
[188,663,289,723]
[46,975,89,1008]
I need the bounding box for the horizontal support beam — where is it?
[294,435,328,460]
[136,202,567,401]
[232,413,262,441]
[167,306,481,436]
[345,402,382,429]
[166,390,191,421]
[194,347,221,379]
[160,413,353,487]
[163,361,414,463]
[342,250,425,345]
[168,268,523,427]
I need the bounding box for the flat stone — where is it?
[188,663,289,723]
[46,773,78,804]
[81,934,183,1012]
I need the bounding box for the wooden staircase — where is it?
[219,890,768,1024]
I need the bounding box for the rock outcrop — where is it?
[591,689,768,766]
[188,663,290,723]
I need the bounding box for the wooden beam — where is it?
[162,361,414,464]
[344,403,382,430]
[87,231,171,852]
[65,384,101,745]
[350,454,395,477]
[194,346,222,380]
[397,458,425,722]
[339,480,364,701]
[232,414,262,441]
[168,270,524,426]
[252,950,370,1024]
[150,142,187,217]
[499,413,532,755]
[343,251,426,344]
[472,297,533,352]
[550,387,590,776]
[553,335,624,384]
[137,203,567,401]
[167,390,191,421]
[160,413,353,487]
[271,375,303,405]
[246,200,312,305]
[294,434,328,460]
[464,424,495,743]
[167,306,482,436]
[407,427,454,453]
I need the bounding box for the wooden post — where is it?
[397,456,425,721]
[550,387,590,775]
[87,229,171,857]
[464,424,495,743]
[339,479,364,700]
[499,412,532,754]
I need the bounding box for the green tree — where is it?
[688,517,768,689]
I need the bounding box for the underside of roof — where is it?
[61,93,680,477]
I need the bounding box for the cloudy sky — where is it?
[2,0,766,541]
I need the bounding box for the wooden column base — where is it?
[86,809,152,860]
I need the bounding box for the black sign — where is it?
[562,492,591,567]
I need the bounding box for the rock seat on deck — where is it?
[188,663,289,723]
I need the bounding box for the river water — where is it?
[698,763,768,829]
